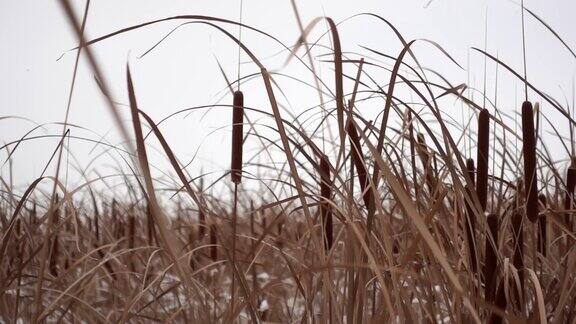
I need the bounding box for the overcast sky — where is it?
[1,0,575,192]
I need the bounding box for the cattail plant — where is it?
[522,101,538,222]
[346,118,371,208]
[488,279,507,324]
[198,174,206,239]
[564,164,576,229]
[189,227,196,270]
[94,208,100,243]
[210,223,218,261]
[484,213,498,303]
[319,156,333,251]
[128,212,135,272]
[49,195,60,277]
[465,158,478,274]
[536,194,545,248]
[250,200,257,293]
[511,208,524,306]
[146,203,156,246]
[231,90,244,184]
[230,90,244,311]
[416,133,436,192]
[476,109,490,211]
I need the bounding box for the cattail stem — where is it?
[522,101,538,222]
[231,183,238,316]
[250,200,257,298]
[128,212,135,272]
[484,213,498,303]
[488,278,507,324]
[512,210,524,306]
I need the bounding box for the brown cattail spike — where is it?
[319,156,333,251]
[347,119,371,208]
[465,158,478,274]
[198,208,206,239]
[476,109,490,211]
[231,90,244,184]
[198,174,206,239]
[564,166,576,229]
[466,158,476,186]
[521,101,538,222]
[49,194,61,277]
[417,133,436,192]
[210,224,217,261]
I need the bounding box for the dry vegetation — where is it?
[2,0,576,323]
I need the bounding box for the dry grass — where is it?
[2,1,576,323]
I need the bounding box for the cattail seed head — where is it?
[231,90,244,184]
[347,119,371,208]
[466,158,475,186]
[521,101,538,222]
[416,133,436,191]
[319,156,333,250]
[210,223,217,261]
[198,174,206,239]
[464,158,477,274]
[128,213,135,250]
[476,109,490,211]
[564,166,576,228]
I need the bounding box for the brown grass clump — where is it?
[2,2,576,322]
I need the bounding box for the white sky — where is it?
[1,0,575,195]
